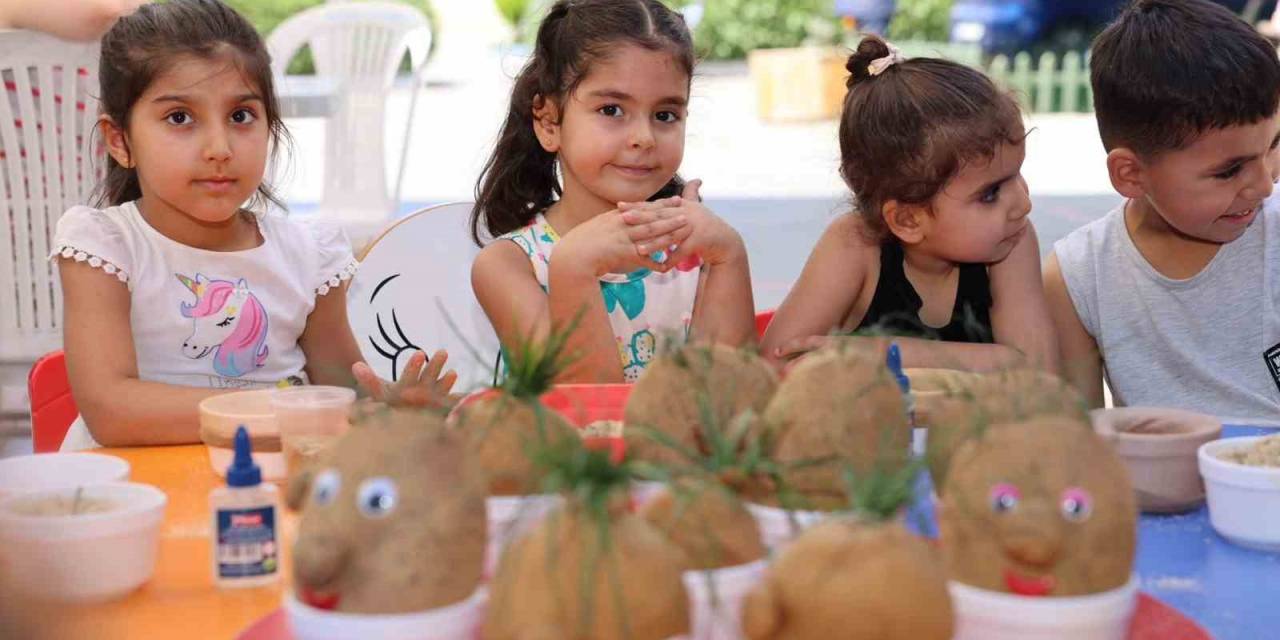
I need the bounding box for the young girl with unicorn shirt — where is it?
[50,0,453,449]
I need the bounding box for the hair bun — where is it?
[846,35,893,88]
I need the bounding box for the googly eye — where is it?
[311,469,341,507]
[356,477,398,519]
[989,483,1021,514]
[1060,487,1093,522]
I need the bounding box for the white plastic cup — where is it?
[0,482,166,602]
[684,559,768,640]
[286,588,487,640]
[272,386,356,484]
[949,575,1139,640]
[1199,436,1280,551]
[0,453,129,499]
[485,494,563,576]
[745,503,827,550]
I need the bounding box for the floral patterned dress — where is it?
[500,213,702,382]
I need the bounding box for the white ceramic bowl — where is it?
[485,494,563,576]
[745,503,827,550]
[684,559,768,640]
[0,481,167,602]
[1198,436,1280,551]
[286,588,486,640]
[949,574,1139,640]
[0,453,129,499]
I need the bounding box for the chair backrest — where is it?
[346,203,500,392]
[268,2,431,89]
[28,350,78,453]
[755,309,775,340]
[267,3,432,214]
[0,31,101,363]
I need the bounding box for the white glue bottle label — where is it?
[211,426,280,588]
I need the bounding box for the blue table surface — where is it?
[906,424,1278,640]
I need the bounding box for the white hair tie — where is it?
[867,43,906,77]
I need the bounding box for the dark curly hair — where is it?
[470,0,694,245]
[95,0,289,210]
[839,35,1024,241]
[1091,0,1280,156]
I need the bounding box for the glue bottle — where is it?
[211,426,280,588]
[886,343,925,455]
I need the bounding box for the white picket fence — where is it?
[987,50,1093,114]
[896,41,1094,114]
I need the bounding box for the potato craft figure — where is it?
[939,416,1137,596]
[916,368,1089,492]
[287,408,487,613]
[625,342,778,466]
[449,330,581,496]
[483,441,690,640]
[762,345,909,508]
[741,462,953,640]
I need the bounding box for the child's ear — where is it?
[881,200,927,245]
[1105,148,1146,199]
[531,94,561,153]
[98,114,134,168]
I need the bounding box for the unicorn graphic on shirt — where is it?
[176,273,269,378]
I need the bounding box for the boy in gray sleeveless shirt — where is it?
[1044,0,1280,425]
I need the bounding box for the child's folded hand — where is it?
[619,180,744,267]
[352,349,458,409]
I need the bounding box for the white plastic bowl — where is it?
[683,559,768,640]
[0,452,129,499]
[286,588,486,640]
[485,494,563,575]
[199,389,285,481]
[1198,436,1280,551]
[949,574,1139,640]
[0,481,167,602]
[746,503,827,550]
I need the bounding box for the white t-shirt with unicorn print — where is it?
[49,200,357,450]
[500,213,701,382]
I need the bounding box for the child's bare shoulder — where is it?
[472,239,534,281]
[817,213,882,264]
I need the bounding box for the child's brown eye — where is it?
[599,105,623,117]
[166,112,190,125]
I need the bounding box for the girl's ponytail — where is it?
[471,69,559,245]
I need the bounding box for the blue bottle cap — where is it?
[226,425,262,488]
[885,342,910,394]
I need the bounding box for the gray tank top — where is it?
[1054,199,1280,425]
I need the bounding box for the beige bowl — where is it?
[198,389,284,480]
[1092,407,1222,513]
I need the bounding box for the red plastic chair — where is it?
[28,350,78,453]
[755,309,775,340]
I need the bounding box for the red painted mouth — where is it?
[1004,569,1056,597]
[299,587,340,610]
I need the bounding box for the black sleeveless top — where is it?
[854,242,994,343]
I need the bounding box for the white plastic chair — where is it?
[0,31,100,417]
[346,202,500,393]
[267,2,432,241]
